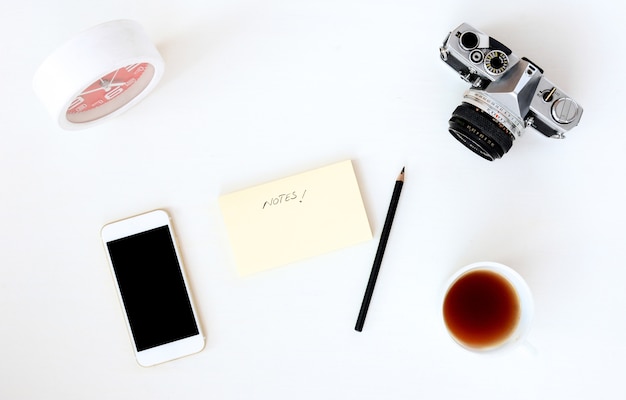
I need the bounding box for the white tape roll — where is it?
[33,19,165,130]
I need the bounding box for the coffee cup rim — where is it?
[442,261,534,353]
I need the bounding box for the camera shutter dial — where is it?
[484,50,509,75]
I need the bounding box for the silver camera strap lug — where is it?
[525,116,534,128]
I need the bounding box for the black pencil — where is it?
[355,167,405,332]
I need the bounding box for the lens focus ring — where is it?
[448,103,516,161]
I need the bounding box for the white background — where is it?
[1,1,623,399]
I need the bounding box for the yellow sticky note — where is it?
[219,160,372,276]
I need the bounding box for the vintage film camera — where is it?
[439,23,583,161]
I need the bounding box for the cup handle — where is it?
[518,339,538,356]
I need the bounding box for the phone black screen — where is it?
[106,225,199,351]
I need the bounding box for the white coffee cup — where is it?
[442,262,534,352]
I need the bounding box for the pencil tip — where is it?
[397,167,405,182]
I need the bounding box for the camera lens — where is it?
[448,103,515,161]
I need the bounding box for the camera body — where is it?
[440,23,583,160]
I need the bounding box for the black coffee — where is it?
[443,269,520,349]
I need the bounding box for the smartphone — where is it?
[101,209,204,367]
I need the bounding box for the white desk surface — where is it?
[2,1,623,399]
